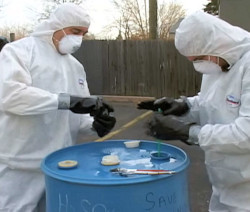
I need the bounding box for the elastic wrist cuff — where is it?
[180,96,191,109]
[58,93,70,109]
[187,124,201,145]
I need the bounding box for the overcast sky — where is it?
[0,0,208,37]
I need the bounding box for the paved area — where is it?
[78,98,212,212]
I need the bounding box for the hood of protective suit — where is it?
[175,11,250,67]
[31,3,90,37]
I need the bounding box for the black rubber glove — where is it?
[147,113,194,143]
[69,96,102,114]
[138,97,189,116]
[154,97,189,116]
[137,100,158,111]
[92,102,116,137]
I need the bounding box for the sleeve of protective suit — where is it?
[185,95,201,124]
[199,70,250,154]
[0,41,58,115]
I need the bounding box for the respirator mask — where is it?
[193,56,222,74]
[57,30,83,54]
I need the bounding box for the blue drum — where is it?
[41,140,190,212]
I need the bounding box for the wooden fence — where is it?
[74,40,202,98]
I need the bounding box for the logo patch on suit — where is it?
[78,79,84,88]
[226,95,240,107]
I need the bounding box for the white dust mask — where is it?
[193,56,222,74]
[58,30,83,54]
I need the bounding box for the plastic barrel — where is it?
[41,140,190,212]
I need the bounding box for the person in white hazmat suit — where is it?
[138,11,250,212]
[0,3,116,212]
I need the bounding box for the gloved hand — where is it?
[138,96,189,116]
[147,113,195,143]
[92,102,116,137]
[58,93,116,137]
[137,99,158,111]
[58,93,103,114]
[69,96,103,114]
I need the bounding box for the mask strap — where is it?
[52,29,66,43]
[62,29,67,36]
[217,57,220,65]
[208,55,220,66]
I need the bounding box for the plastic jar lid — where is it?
[58,160,78,169]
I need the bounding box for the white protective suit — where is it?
[175,11,250,212]
[0,3,94,212]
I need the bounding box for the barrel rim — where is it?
[41,139,190,185]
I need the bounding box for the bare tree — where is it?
[105,0,185,40]
[0,24,32,40]
[111,0,149,40]
[39,0,83,21]
[158,2,185,39]
[0,0,34,40]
